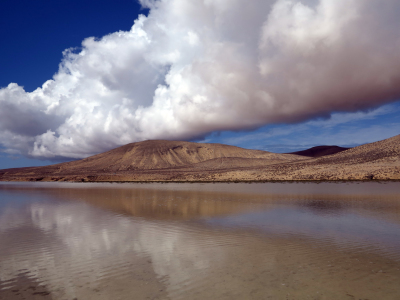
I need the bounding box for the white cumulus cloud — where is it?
[1,0,400,159]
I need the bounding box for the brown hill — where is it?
[289,146,350,157]
[0,140,304,180]
[56,140,302,171]
[0,135,399,182]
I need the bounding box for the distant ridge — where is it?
[289,145,350,157]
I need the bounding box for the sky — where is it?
[1,0,400,169]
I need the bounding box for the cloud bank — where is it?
[1,0,400,159]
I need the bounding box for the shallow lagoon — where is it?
[0,182,400,299]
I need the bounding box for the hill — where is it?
[0,135,399,182]
[289,146,350,157]
[61,140,296,171]
[38,140,302,173]
[0,140,304,181]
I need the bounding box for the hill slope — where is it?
[245,134,400,181]
[315,134,400,164]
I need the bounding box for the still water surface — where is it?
[0,182,400,299]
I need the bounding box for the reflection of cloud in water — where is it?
[0,206,28,233]
[206,207,400,257]
[0,201,225,299]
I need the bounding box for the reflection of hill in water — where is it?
[47,188,271,220]
[1,182,400,222]
[299,199,344,215]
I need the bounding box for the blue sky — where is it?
[199,103,400,152]
[0,0,399,169]
[0,0,146,93]
[0,0,145,168]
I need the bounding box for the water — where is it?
[0,182,399,299]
